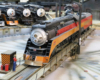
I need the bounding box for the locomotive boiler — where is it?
[24,12,92,66]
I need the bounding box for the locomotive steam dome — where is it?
[23,9,31,17]
[30,28,47,46]
[7,8,15,17]
[37,8,45,17]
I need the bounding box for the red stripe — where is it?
[56,23,77,35]
[56,15,92,36]
[83,15,92,29]
[77,15,92,29]
[82,15,92,22]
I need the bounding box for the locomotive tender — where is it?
[24,12,92,66]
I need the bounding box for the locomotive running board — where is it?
[25,60,43,66]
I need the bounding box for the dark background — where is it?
[0,0,88,3]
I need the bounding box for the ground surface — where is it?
[43,29,100,80]
[0,28,100,79]
[0,34,30,61]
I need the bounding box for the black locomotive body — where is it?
[24,12,92,66]
[0,3,46,26]
[6,5,33,25]
[24,15,74,58]
[7,4,46,25]
[24,4,46,23]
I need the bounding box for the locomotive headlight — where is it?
[30,28,47,46]
[37,8,45,17]
[7,8,15,17]
[23,9,31,17]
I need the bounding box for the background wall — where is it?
[20,0,28,2]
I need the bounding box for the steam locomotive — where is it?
[6,4,33,25]
[7,4,46,25]
[0,5,18,26]
[24,11,92,66]
[0,3,46,26]
[24,4,46,23]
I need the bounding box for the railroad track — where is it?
[0,28,95,80]
[10,66,40,80]
[28,28,95,80]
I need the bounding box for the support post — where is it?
[55,3,58,17]
[78,3,82,54]
[59,0,61,17]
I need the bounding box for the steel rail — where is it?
[10,67,40,80]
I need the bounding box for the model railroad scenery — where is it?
[0,0,100,80]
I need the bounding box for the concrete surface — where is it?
[93,20,100,25]
[0,35,30,78]
[0,65,27,79]
[0,34,30,61]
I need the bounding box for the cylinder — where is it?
[5,64,9,71]
[1,65,3,70]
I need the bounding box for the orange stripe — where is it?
[2,14,18,25]
[49,15,92,58]
[35,15,92,63]
[6,20,18,25]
